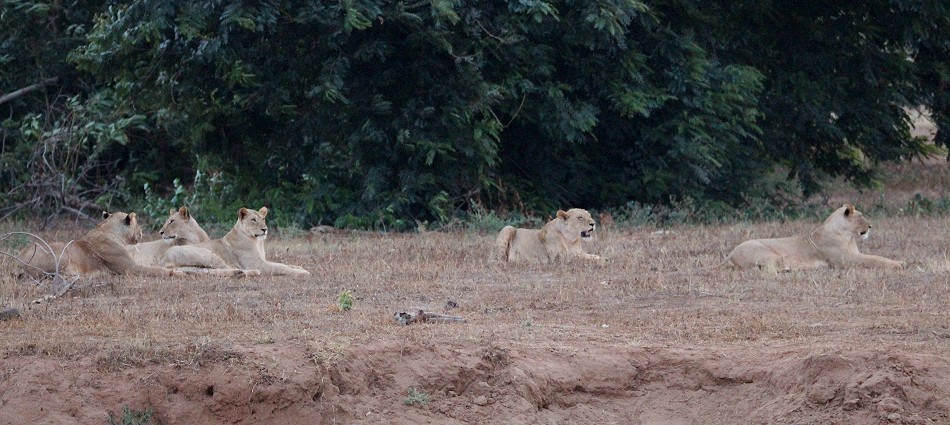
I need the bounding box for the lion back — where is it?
[494,226,517,262]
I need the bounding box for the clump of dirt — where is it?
[1,342,948,424]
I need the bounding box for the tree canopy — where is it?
[2,0,948,228]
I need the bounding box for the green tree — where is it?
[3,0,948,228]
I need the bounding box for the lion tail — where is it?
[494,226,517,262]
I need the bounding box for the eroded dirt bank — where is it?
[1,342,948,424]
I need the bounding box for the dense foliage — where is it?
[2,0,948,228]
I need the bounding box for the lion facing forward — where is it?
[162,207,310,276]
[495,208,603,263]
[724,203,905,270]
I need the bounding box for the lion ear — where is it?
[178,206,190,220]
[239,207,249,219]
[102,211,111,220]
[126,213,136,225]
[259,207,269,218]
[556,210,568,220]
[844,204,855,217]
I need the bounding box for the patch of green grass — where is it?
[337,289,353,311]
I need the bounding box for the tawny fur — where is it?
[17,212,181,278]
[128,207,211,266]
[163,207,310,276]
[495,208,603,263]
[723,204,905,270]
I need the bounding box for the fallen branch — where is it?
[0,77,59,105]
[394,310,467,325]
[1,232,82,303]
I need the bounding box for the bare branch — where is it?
[1,232,81,301]
[0,78,59,106]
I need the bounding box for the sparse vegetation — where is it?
[337,290,353,312]
[404,387,432,406]
[107,405,156,425]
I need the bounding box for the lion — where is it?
[162,207,311,276]
[722,203,905,270]
[495,208,603,263]
[128,206,210,266]
[17,211,182,278]
[123,207,255,277]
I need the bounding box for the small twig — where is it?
[672,395,694,403]
[475,19,506,43]
[504,94,527,127]
[2,232,81,302]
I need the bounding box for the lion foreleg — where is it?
[257,261,311,276]
[173,267,261,277]
[847,253,906,269]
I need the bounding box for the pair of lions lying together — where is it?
[496,204,905,271]
[17,207,310,279]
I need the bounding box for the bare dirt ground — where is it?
[2,160,950,424]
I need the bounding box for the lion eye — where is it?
[169,219,175,223]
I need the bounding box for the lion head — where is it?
[99,211,143,244]
[553,208,597,243]
[235,207,269,240]
[159,206,208,244]
[824,203,872,240]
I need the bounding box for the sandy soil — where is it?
[2,341,949,424]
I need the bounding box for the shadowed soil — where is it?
[2,341,949,424]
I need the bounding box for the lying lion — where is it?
[723,203,905,270]
[124,207,255,277]
[495,208,603,263]
[128,207,210,266]
[162,207,311,276]
[17,211,181,278]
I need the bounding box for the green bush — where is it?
[2,1,948,228]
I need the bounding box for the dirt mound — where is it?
[1,342,948,424]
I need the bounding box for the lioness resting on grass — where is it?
[128,206,210,266]
[17,211,181,278]
[162,207,311,276]
[723,203,905,270]
[495,208,603,263]
[125,207,255,277]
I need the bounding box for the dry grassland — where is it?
[1,160,950,424]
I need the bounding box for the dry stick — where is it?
[0,77,58,105]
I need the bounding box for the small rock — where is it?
[843,398,860,411]
[887,413,901,423]
[473,396,488,406]
[445,300,459,309]
[877,397,904,415]
[0,308,20,321]
[471,381,491,396]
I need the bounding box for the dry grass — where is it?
[3,167,950,365]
